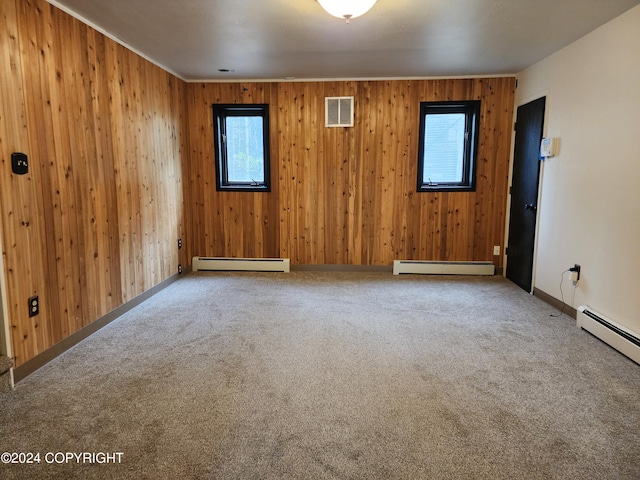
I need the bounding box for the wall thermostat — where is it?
[540,138,558,158]
[11,152,28,175]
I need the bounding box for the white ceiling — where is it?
[49,0,640,81]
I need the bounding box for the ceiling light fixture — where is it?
[318,0,378,23]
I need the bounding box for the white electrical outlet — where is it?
[493,246,500,256]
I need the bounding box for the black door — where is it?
[506,97,545,292]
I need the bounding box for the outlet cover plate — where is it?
[28,296,39,317]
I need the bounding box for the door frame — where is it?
[0,228,14,388]
[0,225,12,361]
[504,91,550,292]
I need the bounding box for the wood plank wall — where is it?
[0,0,514,369]
[187,78,515,266]
[0,0,187,367]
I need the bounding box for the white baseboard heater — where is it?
[393,260,495,276]
[577,306,640,365]
[192,257,290,273]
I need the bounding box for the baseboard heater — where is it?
[192,257,290,273]
[577,306,640,365]
[393,260,495,276]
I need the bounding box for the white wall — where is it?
[513,4,640,333]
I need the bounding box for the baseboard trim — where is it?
[289,264,501,275]
[291,264,393,273]
[533,287,577,319]
[13,272,184,383]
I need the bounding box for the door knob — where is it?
[524,203,537,211]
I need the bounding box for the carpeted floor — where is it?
[1,271,638,479]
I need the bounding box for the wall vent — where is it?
[325,97,354,127]
[192,257,290,273]
[577,306,640,364]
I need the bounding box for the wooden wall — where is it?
[187,78,515,266]
[0,0,514,369]
[0,0,187,367]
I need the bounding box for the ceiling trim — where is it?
[183,73,518,84]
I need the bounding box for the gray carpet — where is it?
[1,272,638,479]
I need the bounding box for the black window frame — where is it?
[417,100,481,192]
[212,104,271,192]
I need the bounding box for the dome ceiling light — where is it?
[317,0,378,23]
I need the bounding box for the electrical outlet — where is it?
[569,264,581,282]
[28,296,39,317]
[493,246,500,256]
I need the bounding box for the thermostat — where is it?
[12,152,28,175]
[540,138,558,158]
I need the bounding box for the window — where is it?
[212,104,270,191]
[417,100,480,192]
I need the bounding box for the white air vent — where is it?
[325,96,354,127]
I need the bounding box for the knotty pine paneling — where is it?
[0,0,513,368]
[185,82,280,260]
[0,0,187,366]
[188,78,515,267]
